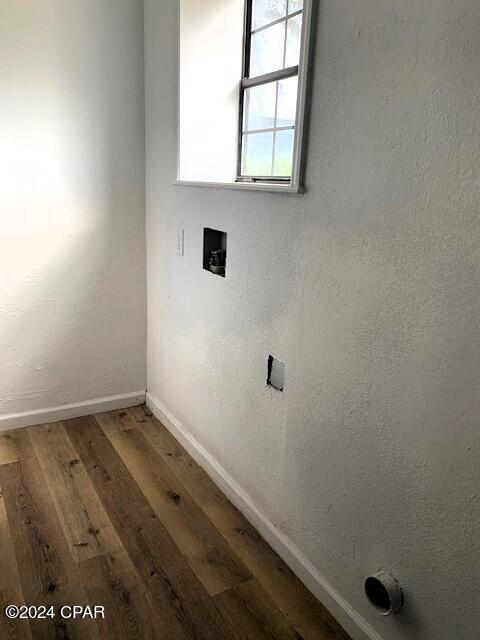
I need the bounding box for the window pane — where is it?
[244,82,277,131]
[242,132,274,176]
[250,22,285,77]
[288,0,303,12]
[252,0,287,30]
[276,76,298,127]
[273,129,295,176]
[285,14,302,67]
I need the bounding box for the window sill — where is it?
[174,179,304,194]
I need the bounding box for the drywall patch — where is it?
[267,355,285,391]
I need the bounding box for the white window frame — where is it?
[174,0,314,194]
[237,1,302,184]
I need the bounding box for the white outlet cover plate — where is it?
[176,229,184,256]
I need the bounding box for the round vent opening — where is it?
[365,572,404,616]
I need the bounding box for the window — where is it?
[238,1,305,184]
[177,0,313,192]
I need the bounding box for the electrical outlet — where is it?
[176,229,184,256]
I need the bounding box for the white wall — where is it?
[179,0,244,182]
[146,1,480,639]
[0,0,146,417]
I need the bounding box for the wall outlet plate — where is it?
[176,229,184,256]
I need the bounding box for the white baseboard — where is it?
[0,391,146,432]
[146,392,383,640]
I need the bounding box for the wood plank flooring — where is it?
[0,405,352,640]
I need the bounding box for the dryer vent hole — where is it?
[364,572,404,616]
[365,577,391,613]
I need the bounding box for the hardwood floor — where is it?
[0,405,352,640]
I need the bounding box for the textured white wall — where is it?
[145,1,480,639]
[0,0,146,415]
[179,0,244,182]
